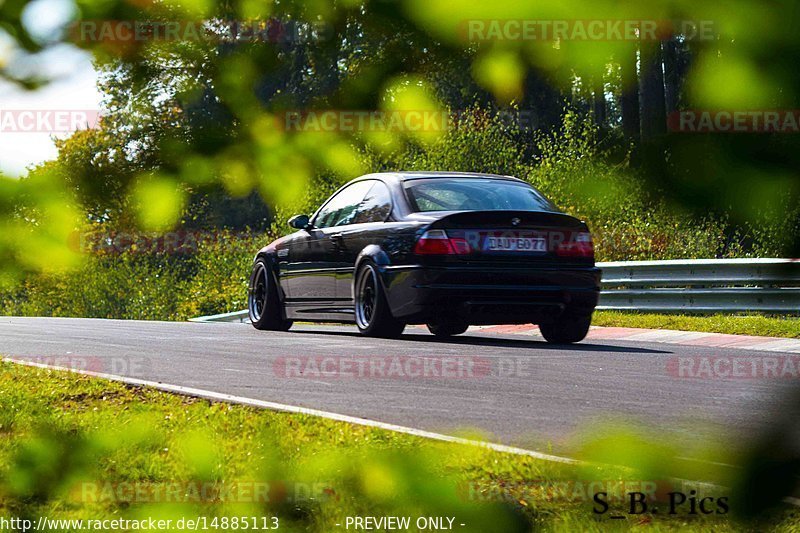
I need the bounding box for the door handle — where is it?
[329,233,344,244]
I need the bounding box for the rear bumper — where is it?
[381,264,601,324]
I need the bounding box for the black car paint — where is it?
[254,172,601,325]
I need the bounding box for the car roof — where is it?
[357,171,527,184]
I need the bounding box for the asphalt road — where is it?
[1,316,798,457]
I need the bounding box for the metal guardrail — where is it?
[190,259,800,322]
[597,258,800,314]
[188,309,249,323]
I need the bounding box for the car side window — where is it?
[314,180,374,229]
[352,181,392,224]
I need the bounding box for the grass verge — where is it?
[593,312,800,339]
[0,361,797,531]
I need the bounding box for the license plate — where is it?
[485,236,547,252]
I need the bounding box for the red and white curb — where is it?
[470,324,800,354]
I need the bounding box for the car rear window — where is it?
[404,178,557,213]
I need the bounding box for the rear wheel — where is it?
[538,315,591,344]
[248,259,292,331]
[354,261,405,338]
[427,321,469,337]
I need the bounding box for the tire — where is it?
[538,314,592,344]
[248,258,293,331]
[354,261,405,338]
[427,321,469,337]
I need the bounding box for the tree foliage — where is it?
[0,0,798,279]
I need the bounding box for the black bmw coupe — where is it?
[248,172,601,342]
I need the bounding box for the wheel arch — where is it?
[252,251,287,303]
[353,245,392,298]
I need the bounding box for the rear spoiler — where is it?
[427,210,587,230]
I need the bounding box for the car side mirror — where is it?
[288,214,311,230]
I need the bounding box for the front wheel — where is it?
[354,261,405,338]
[538,315,591,344]
[248,259,292,331]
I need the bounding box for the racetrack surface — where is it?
[1,316,797,458]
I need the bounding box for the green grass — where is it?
[594,312,800,339]
[0,362,798,531]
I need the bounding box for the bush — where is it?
[0,230,270,321]
[1,256,188,320]
[178,232,268,318]
[525,111,744,261]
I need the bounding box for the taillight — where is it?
[413,230,471,255]
[556,231,594,257]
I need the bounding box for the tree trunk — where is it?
[592,74,606,128]
[663,39,680,115]
[639,40,667,141]
[619,43,640,144]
